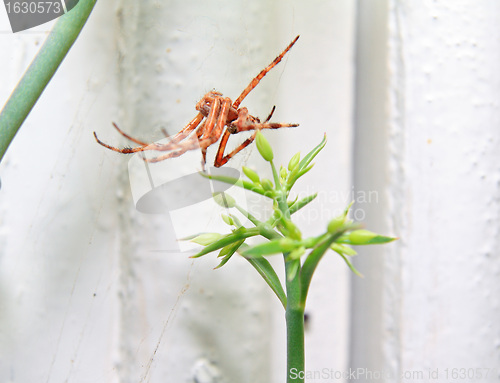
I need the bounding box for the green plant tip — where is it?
[280,166,288,180]
[345,229,397,245]
[327,215,346,233]
[279,237,298,252]
[221,214,234,226]
[213,192,236,208]
[331,243,357,256]
[242,166,260,183]
[288,152,301,171]
[282,219,302,240]
[191,233,223,246]
[287,245,306,260]
[255,130,274,162]
[261,178,274,191]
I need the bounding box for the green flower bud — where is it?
[279,237,298,252]
[221,214,234,226]
[191,233,222,246]
[255,130,274,162]
[213,192,236,208]
[347,230,377,244]
[261,178,274,191]
[281,219,302,240]
[288,152,300,171]
[280,166,288,180]
[242,166,260,183]
[345,230,397,245]
[288,246,306,260]
[327,215,346,233]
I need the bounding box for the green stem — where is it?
[0,0,97,162]
[270,159,305,382]
[285,259,305,383]
[271,160,290,220]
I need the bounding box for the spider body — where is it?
[94,35,300,168]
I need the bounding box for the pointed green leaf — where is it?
[214,239,245,269]
[330,243,357,256]
[244,255,287,308]
[300,229,347,305]
[286,164,315,190]
[297,134,327,171]
[215,252,234,269]
[338,252,364,278]
[288,193,318,215]
[190,227,260,258]
[190,233,223,246]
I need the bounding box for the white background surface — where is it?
[0,1,499,382]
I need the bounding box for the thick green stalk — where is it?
[0,0,97,161]
[270,160,305,382]
[285,260,305,383]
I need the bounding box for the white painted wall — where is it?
[4,1,498,382]
[352,1,500,382]
[0,1,355,382]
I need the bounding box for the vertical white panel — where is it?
[353,0,500,381]
[0,2,121,382]
[351,0,391,375]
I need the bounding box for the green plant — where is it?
[188,131,396,383]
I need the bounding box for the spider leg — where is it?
[201,148,208,170]
[94,113,205,154]
[93,132,150,153]
[145,97,223,163]
[111,122,149,146]
[213,108,298,167]
[155,112,204,150]
[232,35,299,109]
[264,106,276,123]
[214,129,256,168]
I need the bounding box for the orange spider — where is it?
[93,35,300,168]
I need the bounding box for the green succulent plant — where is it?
[187,131,396,383]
